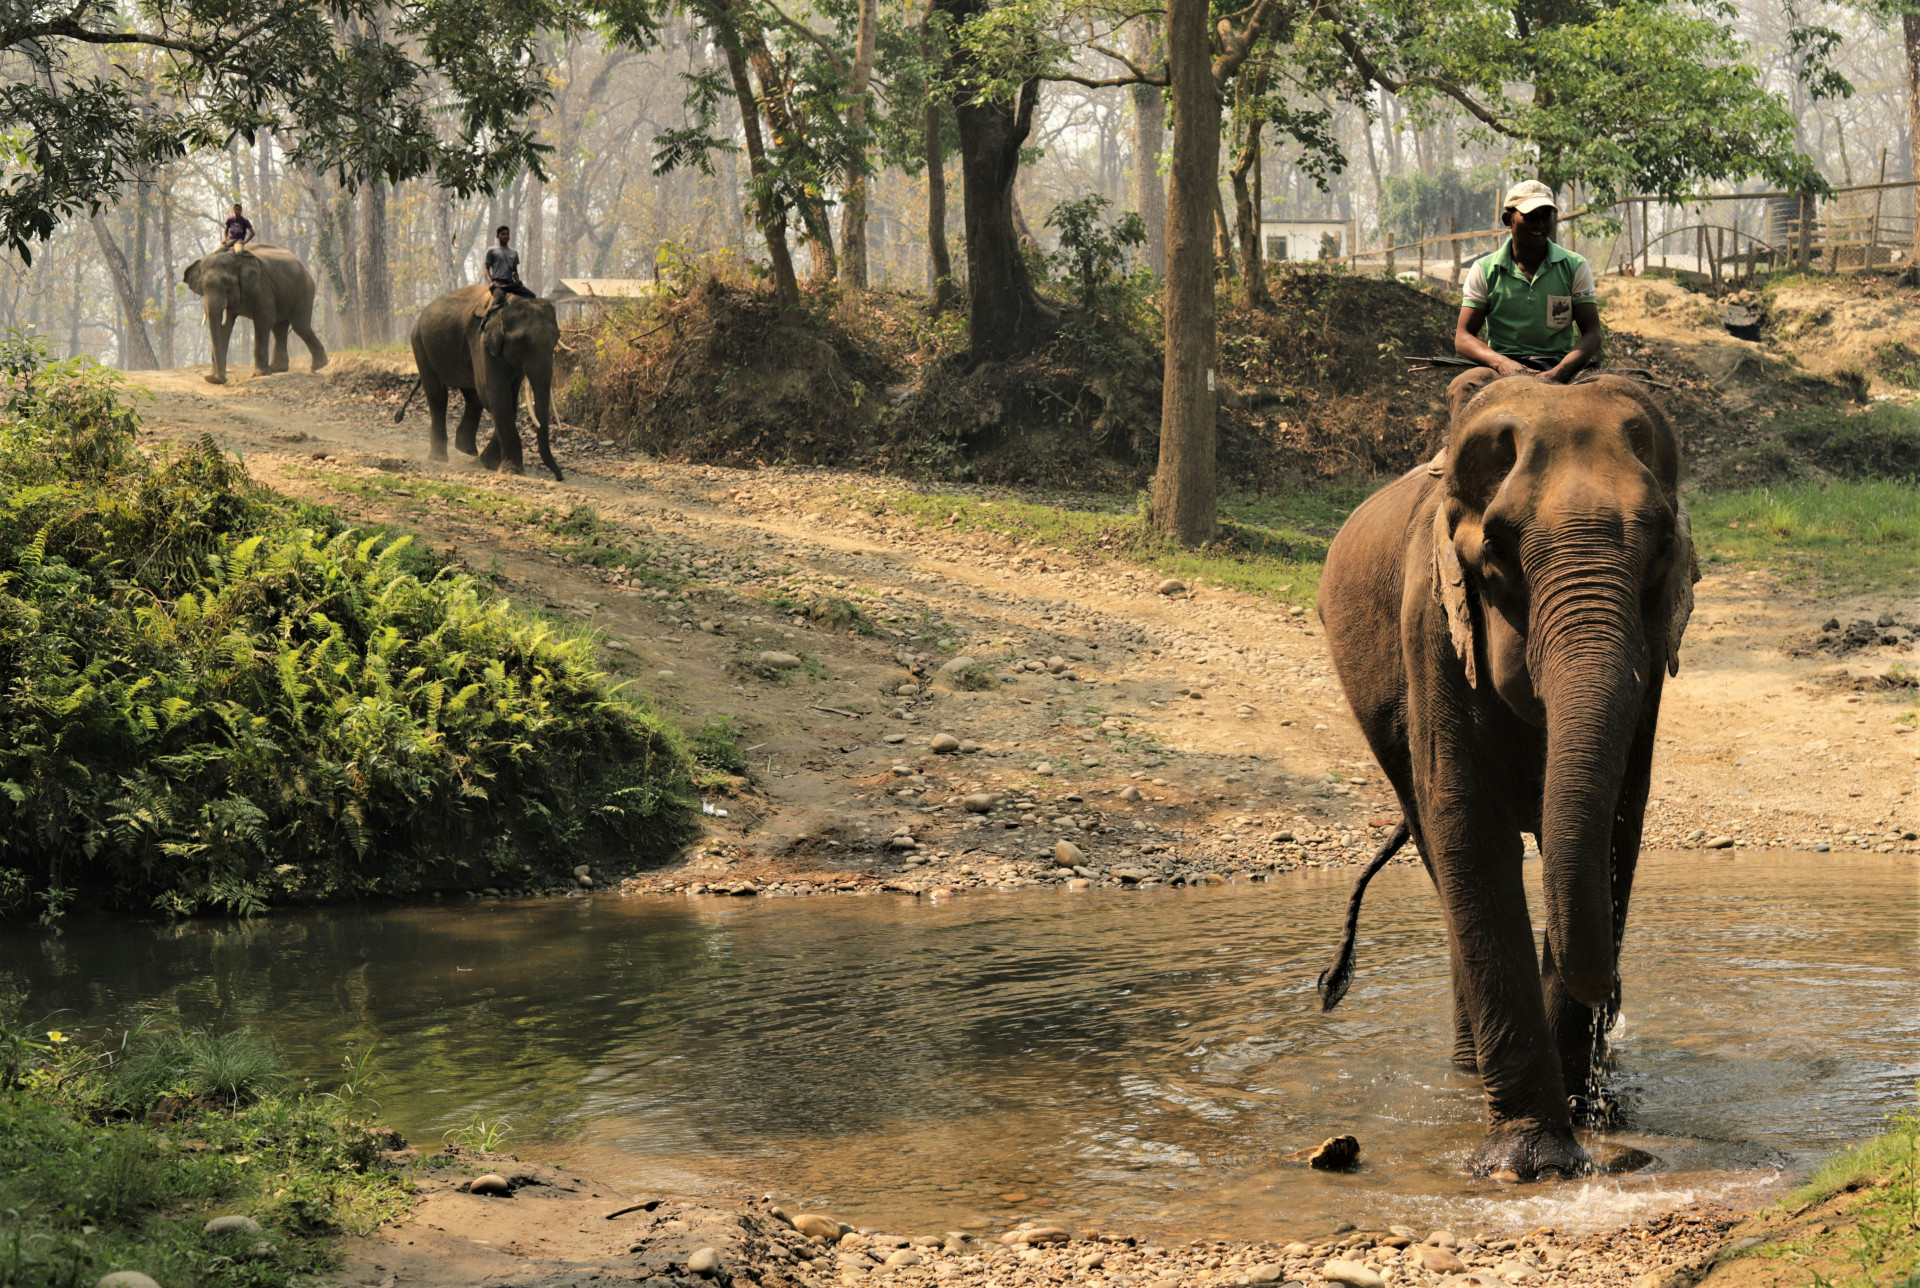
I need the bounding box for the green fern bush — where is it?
[0,336,695,920]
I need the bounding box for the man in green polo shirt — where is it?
[1454,180,1602,383]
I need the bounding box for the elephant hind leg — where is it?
[291,310,328,370]
[454,390,483,457]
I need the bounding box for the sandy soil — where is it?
[121,362,1920,896]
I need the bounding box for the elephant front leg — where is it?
[252,319,272,375]
[271,321,292,372]
[1429,805,1589,1181]
[207,317,233,384]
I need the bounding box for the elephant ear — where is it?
[1660,500,1699,676]
[1430,502,1479,689]
[184,259,205,294]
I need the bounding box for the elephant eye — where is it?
[1654,531,1675,557]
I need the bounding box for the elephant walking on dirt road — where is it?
[1316,370,1697,1182]
[409,284,563,480]
[182,245,327,384]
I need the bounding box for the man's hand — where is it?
[1491,355,1532,377]
[1536,361,1577,383]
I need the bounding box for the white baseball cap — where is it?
[1503,180,1558,215]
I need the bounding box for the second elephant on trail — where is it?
[409,284,563,480]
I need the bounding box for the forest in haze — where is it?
[1,0,1913,372]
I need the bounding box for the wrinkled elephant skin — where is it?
[1316,372,1698,1180]
[182,245,328,384]
[409,286,563,481]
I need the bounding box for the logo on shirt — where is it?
[1547,295,1573,330]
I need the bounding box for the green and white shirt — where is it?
[1461,240,1598,359]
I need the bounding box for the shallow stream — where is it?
[5,852,1915,1241]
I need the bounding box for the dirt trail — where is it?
[125,364,1920,889]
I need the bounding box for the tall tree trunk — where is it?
[1212,184,1238,279]
[933,0,1049,359]
[337,184,363,349]
[360,179,391,344]
[435,189,458,293]
[1130,18,1167,274]
[257,134,273,238]
[840,0,879,287]
[90,214,160,370]
[528,175,546,293]
[1230,68,1269,307]
[160,174,176,367]
[1906,13,1920,264]
[1153,0,1218,545]
[722,33,801,306]
[743,30,837,282]
[924,95,955,311]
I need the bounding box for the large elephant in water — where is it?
[409,285,562,480]
[182,245,327,384]
[1315,370,1697,1181]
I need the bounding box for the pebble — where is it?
[963,793,999,813]
[1157,578,1187,595]
[97,1275,162,1288]
[890,764,914,777]
[1247,1264,1284,1283]
[792,1213,847,1242]
[1323,1260,1385,1288]
[204,1215,263,1237]
[1034,762,1054,775]
[1054,840,1085,868]
[930,734,961,754]
[467,1173,511,1196]
[757,651,802,669]
[1120,786,1142,801]
[896,683,920,696]
[888,836,918,851]
[1704,835,1734,849]
[1047,656,1068,673]
[1413,1245,1467,1273]
[938,655,978,674]
[884,732,907,744]
[885,1250,924,1266]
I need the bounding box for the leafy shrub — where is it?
[1045,194,1150,315]
[0,340,697,920]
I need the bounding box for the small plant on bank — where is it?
[1045,195,1149,315]
[690,715,750,778]
[443,1113,514,1153]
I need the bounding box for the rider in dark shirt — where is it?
[485,226,536,312]
[220,203,255,252]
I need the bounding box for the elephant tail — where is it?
[1316,820,1411,1012]
[393,375,422,423]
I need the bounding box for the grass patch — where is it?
[0,338,697,921]
[840,479,1381,608]
[0,1014,413,1288]
[1785,1094,1920,1287]
[1689,481,1920,592]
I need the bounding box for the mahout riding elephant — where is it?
[182,245,327,384]
[1316,370,1696,1182]
[408,284,562,480]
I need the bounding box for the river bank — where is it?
[109,360,1920,911]
[326,1134,1916,1288]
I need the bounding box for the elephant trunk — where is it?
[527,355,553,430]
[1531,546,1646,1010]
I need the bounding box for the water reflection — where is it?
[3,852,1914,1240]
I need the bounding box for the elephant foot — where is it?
[1469,1123,1591,1182]
[429,448,449,463]
[204,374,227,385]
[497,460,525,476]
[311,356,329,371]
[543,459,565,482]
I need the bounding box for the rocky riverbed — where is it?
[330,1154,1763,1288]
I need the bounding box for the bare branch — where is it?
[1316,11,1512,134]
[759,0,849,77]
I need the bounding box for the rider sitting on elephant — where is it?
[1454,180,1602,384]
[219,202,255,253]
[484,225,536,313]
